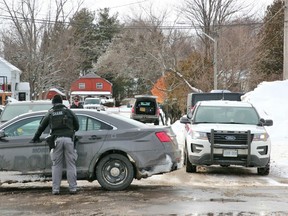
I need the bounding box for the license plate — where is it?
[223,149,238,157]
[140,107,146,112]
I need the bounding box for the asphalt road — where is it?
[1,166,288,215]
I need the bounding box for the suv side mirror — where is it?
[187,112,193,119]
[180,116,190,124]
[258,118,273,126]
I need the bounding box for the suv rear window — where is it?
[135,101,156,115]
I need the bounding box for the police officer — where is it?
[31,94,79,195]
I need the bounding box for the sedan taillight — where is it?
[155,131,172,142]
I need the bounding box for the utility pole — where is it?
[213,38,218,90]
[201,32,218,90]
[284,0,288,79]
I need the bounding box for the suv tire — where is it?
[185,152,196,173]
[257,161,270,176]
[154,119,159,125]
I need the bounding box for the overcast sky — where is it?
[79,0,276,22]
[0,0,275,25]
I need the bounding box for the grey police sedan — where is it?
[0,109,181,191]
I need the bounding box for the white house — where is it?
[0,57,30,104]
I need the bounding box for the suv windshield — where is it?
[194,106,259,125]
[84,98,101,105]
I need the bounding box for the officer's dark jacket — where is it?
[33,103,79,140]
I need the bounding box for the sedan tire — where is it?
[96,154,134,191]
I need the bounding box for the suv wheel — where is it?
[183,144,187,165]
[185,152,196,173]
[257,161,270,175]
[154,119,159,125]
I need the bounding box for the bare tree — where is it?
[96,12,202,95]
[180,0,246,56]
[0,0,83,99]
[217,18,261,92]
[178,0,259,91]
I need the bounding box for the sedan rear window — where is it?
[77,115,113,131]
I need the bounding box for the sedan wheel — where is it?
[96,154,134,191]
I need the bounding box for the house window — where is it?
[79,83,85,89]
[96,83,103,89]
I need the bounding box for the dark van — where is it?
[186,91,244,114]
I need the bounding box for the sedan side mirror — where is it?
[0,129,6,138]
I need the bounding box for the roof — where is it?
[79,73,113,85]
[71,91,112,96]
[198,100,252,107]
[0,57,22,74]
[82,73,101,78]
[49,88,66,96]
[135,95,158,99]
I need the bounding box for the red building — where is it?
[70,73,113,100]
[43,88,66,100]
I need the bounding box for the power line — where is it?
[237,5,285,63]
[108,0,149,9]
[0,14,265,30]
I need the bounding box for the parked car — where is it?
[83,97,105,111]
[180,100,273,175]
[130,95,160,125]
[0,109,181,191]
[0,100,53,124]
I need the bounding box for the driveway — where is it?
[1,166,288,215]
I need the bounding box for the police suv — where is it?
[180,100,273,175]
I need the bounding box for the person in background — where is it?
[31,94,80,195]
[70,95,83,109]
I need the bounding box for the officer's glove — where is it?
[30,138,40,143]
